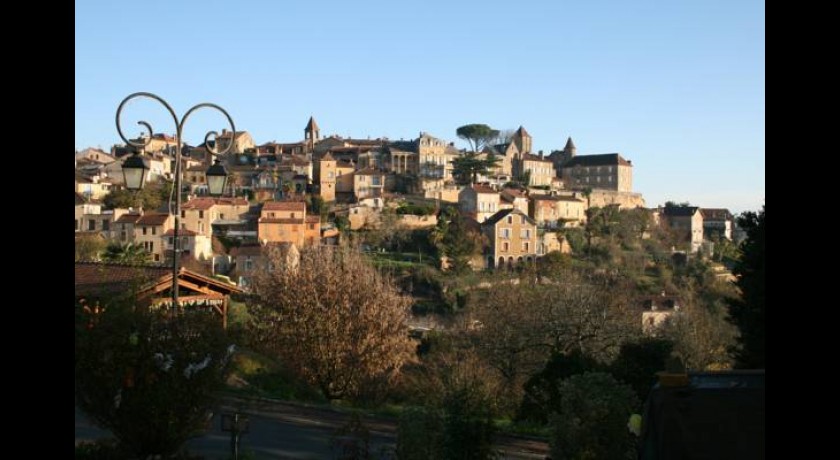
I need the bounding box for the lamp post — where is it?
[116,92,235,308]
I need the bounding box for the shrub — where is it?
[549,372,639,460]
[75,298,234,458]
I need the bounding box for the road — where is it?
[76,396,549,459]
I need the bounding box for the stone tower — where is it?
[318,151,336,202]
[564,137,576,158]
[512,126,532,154]
[304,116,320,153]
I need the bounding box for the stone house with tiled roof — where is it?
[513,152,556,186]
[214,129,255,154]
[257,201,320,247]
[700,208,734,241]
[661,205,704,252]
[500,188,530,214]
[162,228,212,263]
[558,152,633,193]
[354,168,389,199]
[481,208,538,269]
[530,195,587,228]
[134,213,173,262]
[458,184,501,223]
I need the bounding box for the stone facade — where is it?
[458,185,501,223]
[481,208,538,269]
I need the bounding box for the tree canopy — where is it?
[451,153,499,185]
[248,245,416,401]
[75,298,233,457]
[728,204,765,369]
[456,124,499,154]
[103,181,172,210]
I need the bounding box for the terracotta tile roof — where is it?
[258,217,305,224]
[214,197,250,206]
[163,228,198,236]
[262,201,306,212]
[230,245,262,257]
[182,198,216,210]
[115,213,142,224]
[305,216,320,223]
[471,184,497,194]
[186,165,207,172]
[75,261,243,297]
[137,213,171,226]
[75,262,171,296]
[502,188,527,198]
[152,133,177,142]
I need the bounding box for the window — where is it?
[199,210,204,219]
[502,242,509,252]
[88,220,96,231]
[220,213,225,220]
[501,228,510,239]
[244,257,253,271]
[507,216,512,224]
[521,216,525,224]
[169,237,174,245]
[199,223,205,234]
[521,229,531,239]
[522,242,530,252]
[142,226,147,235]
[152,226,157,235]
[309,224,315,230]
[102,220,110,231]
[290,212,295,219]
[181,210,186,218]
[75,219,79,231]
[154,254,160,262]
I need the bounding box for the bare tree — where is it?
[248,244,416,400]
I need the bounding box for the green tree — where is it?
[102,243,151,264]
[103,181,171,210]
[430,207,485,272]
[728,205,765,369]
[451,153,497,185]
[549,372,639,460]
[75,234,107,261]
[456,124,499,154]
[75,298,233,458]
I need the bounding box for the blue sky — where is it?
[75,0,764,213]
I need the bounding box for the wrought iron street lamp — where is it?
[122,152,150,191]
[116,91,236,307]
